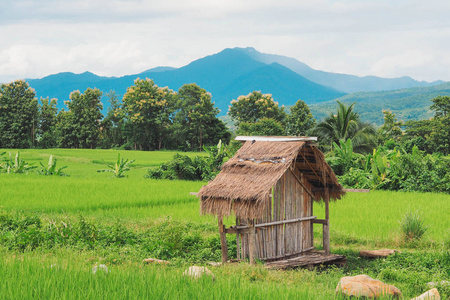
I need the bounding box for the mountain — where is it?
[235,47,443,93]
[309,82,450,125]
[28,48,345,114]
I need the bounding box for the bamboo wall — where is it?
[239,168,314,260]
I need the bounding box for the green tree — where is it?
[378,110,403,145]
[59,88,103,148]
[285,99,315,136]
[429,96,450,155]
[100,91,125,148]
[173,84,230,151]
[228,91,287,125]
[236,118,285,136]
[402,119,433,153]
[311,101,376,153]
[122,78,176,150]
[37,97,58,148]
[0,80,39,148]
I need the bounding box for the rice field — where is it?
[0,148,449,299]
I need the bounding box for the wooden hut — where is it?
[197,136,346,268]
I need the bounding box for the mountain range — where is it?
[22,47,445,121]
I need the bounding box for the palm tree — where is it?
[311,101,376,153]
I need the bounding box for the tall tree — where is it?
[122,78,176,150]
[174,84,230,150]
[0,80,38,148]
[378,110,403,144]
[60,88,103,148]
[228,91,287,125]
[429,96,450,155]
[311,101,376,153]
[100,91,125,148]
[285,99,315,136]
[37,97,58,148]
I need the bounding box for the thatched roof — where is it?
[198,137,345,219]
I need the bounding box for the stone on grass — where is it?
[92,264,109,274]
[207,262,222,267]
[183,266,215,281]
[336,274,402,298]
[410,288,440,300]
[359,249,401,258]
[143,258,170,265]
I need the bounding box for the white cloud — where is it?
[1,0,450,82]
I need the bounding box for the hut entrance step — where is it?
[264,252,346,270]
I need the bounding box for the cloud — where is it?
[1,0,450,82]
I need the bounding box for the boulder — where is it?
[410,288,440,300]
[336,274,402,298]
[92,264,109,274]
[359,249,401,258]
[183,266,215,281]
[143,258,170,265]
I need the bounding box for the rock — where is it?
[410,288,440,300]
[359,249,401,258]
[336,274,402,298]
[143,258,170,265]
[183,266,215,281]
[92,264,109,274]
[426,281,450,289]
[207,262,222,267]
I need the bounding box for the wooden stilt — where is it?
[218,215,228,264]
[248,220,257,264]
[323,195,331,255]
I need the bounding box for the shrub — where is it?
[400,210,428,241]
[97,153,135,178]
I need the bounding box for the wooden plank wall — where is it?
[239,168,313,260]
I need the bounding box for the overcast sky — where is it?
[1,0,450,83]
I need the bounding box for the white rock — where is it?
[410,288,440,300]
[426,281,450,288]
[183,266,215,281]
[92,264,109,274]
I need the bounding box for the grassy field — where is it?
[0,148,449,299]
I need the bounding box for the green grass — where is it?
[0,148,449,299]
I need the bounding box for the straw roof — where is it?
[198,138,345,219]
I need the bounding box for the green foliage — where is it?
[236,118,285,136]
[228,91,287,126]
[285,99,316,136]
[57,88,103,149]
[400,210,428,241]
[326,139,364,175]
[147,140,231,181]
[37,155,69,176]
[173,84,231,151]
[0,152,37,174]
[311,101,376,153]
[122,78,176,150]
[37,97,58,148]
[0,80,39,148]
[97,153,135,178]
[378,110,403,145]
[100,91,125,149]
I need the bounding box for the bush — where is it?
[400,210,428,241]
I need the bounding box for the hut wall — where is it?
[238,167,314,260]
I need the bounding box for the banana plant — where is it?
[37,155,69,176]
[97,153,135,178]
[3,152,37,174]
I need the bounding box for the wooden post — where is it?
[323,197,330,255]
[248,220,257,265]
[218,215,228,264]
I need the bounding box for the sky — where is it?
[1,0,450,83]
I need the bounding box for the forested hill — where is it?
[310,82,450,125]
[27,48,345,115]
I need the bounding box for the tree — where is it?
[285,99,315,136]
[122,78,176,150]
[430,95,450,118]
[311,101,376,153]
[59,88,103,148]
[236,118,285,136]
[0,80,39,148]
[228,91,287,125]
[37,97,58,148]
[173,84,230,151]
[100,91,125,148]
[378,110,403,145]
